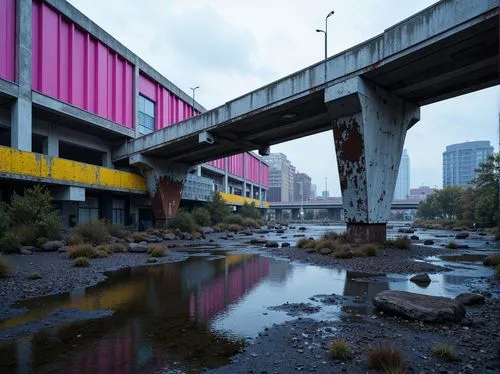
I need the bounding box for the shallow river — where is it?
[0,224,497,373]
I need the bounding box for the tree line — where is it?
[417,154,499,228]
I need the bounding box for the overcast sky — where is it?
[69,0,499,196]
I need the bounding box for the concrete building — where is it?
[0,0,268,229]
[394,149,410,200]
[311,184,317,200]
[442,141,494,187]
[409,186,436,201]
[294,173,312,202]
[288,165,296,202]
[262,153,295,202]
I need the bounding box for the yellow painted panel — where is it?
[10,150,40,177]
[99,167,120,187]
[73,162,98,185]
[50,158,75,181]
[220,192,269,208]
[0,147,12,173]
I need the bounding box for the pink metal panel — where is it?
[228,154,243,178]
[0,0,16,82]
[31,1,133,128]
[208,158,225,170]
[139,73,196,130]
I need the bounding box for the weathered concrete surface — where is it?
[373,290,466,323]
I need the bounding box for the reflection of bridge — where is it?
[269,200,419,220]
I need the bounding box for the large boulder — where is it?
[128,242,148,253]
[410,273,431,285]
[162,232,177,241]
[455,293,486,306]
[41,240,65,252]
[198,227,215,235]
[20,246,35,255]
[373,291,465,323]
[143,235,161,243]
[180,232,193,240]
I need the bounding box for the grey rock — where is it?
[455,293,486,306]
[319,248,332,255]
[198,226,215,235]
[281,242,290,248]
[128,242,148,253]
[250,239,267,245]
[305,247,316,253]
[455,232,469,239]
[162,232,176,241]
[423,239,435,245]
[57,246,70,253]
[256,229,270,234]
[265,241,279,248]
[144,235,161,243]
[373,290,465,322]
[410,273,431,285]
[41,240,65,252]
[398,228,415,234]
[276,229,285,234]
[20,246,35,255]
[410,235,420,240]
[298,227,307,231]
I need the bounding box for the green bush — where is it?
[191,207,212,226]
[242,218,260,228]
[227,224,242,232]
[35,237,49,247]
[0,256,11,278]
[73,257,90,267]
[73,221,109,245]
[0,203,10,238]
[206,191,231,224]
[68,244,96,259]
[223,214,244,225]
[0,232,22,253]
[168,211,197,233]
[240,202,260,219]
[146,258,158,264]
[9,185,60,240]
[106,224,128,239]
[297,238,316,249]
[328,338,352,360]
[10,224,39,246]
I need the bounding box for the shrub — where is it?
[388,236,411,250]
[328,338,352,360]
[447,242,459,249]
[227,224,242,232]
[333,247,354,259]
[106,243,127,253]
[35,237,49,247]
[73,257,90,267]
[95,249,109,258]
[354,244,379,257]
[68,244,96,259]
[9,185,60,240]
[321,232,341,241]
[149,246,167,257]
[206,191,231,224]
[0,232,22,254]
[242,218,260,228]
[297,238,316,249]
[8,224,38,246]
[315,239,341,251]
[168,211,197,233]
[0,256,11,278]
[0,203,10,238]
[432,344,459,361]
[130,232,146,242]
[367,344,404,373]
[146,258,158,263]
[212,223,227,232]
[28,272,42,280]
[191,207,212,226]
[223,214,244,225]
[65,233,83,246]
[73,221,109,245]
[106,224,128,239]
[240,202,261,219]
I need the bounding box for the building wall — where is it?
[138,73,196,130]
[443,141,494,187]
[0,0,16,82]
[394,149,410,199]
[227,154,243,178]
[32,0,134,128]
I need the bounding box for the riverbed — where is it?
[0,224,498,373]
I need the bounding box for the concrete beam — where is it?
[325,76,420,242]
[11,0,32,151]
[0,79,19,98]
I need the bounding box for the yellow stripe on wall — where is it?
[220,192,269,209]
[0,146,147,193]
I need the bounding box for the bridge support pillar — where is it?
[325,77,420,243]
[130,155,189,228]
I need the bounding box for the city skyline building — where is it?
[294,173,312,202]
[263,153,294,202]
[311,184,317,200]
[394,149,410,200]
[442,141,494,187]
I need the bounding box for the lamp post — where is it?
[190,86,199,110]
[316,10,334,60]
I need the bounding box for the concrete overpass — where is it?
[113,0,499,241]
[269,200,420,210]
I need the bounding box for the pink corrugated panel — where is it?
[0,0,16,82]
[31,1,134,128]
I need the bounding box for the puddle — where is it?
[0,224,497,373]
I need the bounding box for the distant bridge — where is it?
[269,200,420,210]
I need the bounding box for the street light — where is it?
[190,86,199,111]
[316,10,334,60]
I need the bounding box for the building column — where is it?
[325,77,420,243]
[42,125,59,157]
[11,0,32,151]
[130,154,188,228]
[101,152,113,168]
[242,153,247,197]
[133,62,141,138]
[258,159,263,207]
[223,157,229,193]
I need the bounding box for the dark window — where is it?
[138,95,155,134]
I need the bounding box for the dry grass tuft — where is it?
[73,257,90,267]
[149,246,167,257]
[297,238,316,249]
[68,244,96,259]
[386,236,411,250]
[328,338,352,360]
[130,232,146,242]
[368,344,405,373]
[432,344,459,361]
[146,258,158,264]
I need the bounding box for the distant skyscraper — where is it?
[394,149,410,200]
[443,141,494,187]
[311,184,317,199]
[262,153,295,202]
[294,173,312,202]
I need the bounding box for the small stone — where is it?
[423,239,435,245]
[410,273,431,285]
